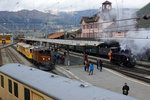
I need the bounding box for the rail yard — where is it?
[0,0,150,100]
[0,41,150,100]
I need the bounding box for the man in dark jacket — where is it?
[97,59,103,72]
[122,83,130,95]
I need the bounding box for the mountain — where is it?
[0,9,99,33]
[136,2,150,28]
[56,9,99,23]
[0,8,137,33]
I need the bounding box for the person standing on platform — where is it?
[84,54,88,62]
[67,55,70,66]
[89,63,94,75]
[97,59,100,69]
[122,83,130,96]
[84,60,87,71]
[86,61,89,72]
[56,54,60,64]
[60,55,64,64]
[53,55,56,65]
[108,50,112,62]
[99,59,103,72]
[97,59,103,72]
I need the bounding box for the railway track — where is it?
[10,45,150,83]
[60,50,150,83]
[5,47,24,64]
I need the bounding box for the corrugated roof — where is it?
[17,43,31,48]
[23,38,103,46]
[48,33,64,39]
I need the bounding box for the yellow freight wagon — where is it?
[17,43,33,59]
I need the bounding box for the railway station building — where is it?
[79,0,133,39]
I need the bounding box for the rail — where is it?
[5,47,24,64]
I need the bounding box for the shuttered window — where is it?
[8,79,12,93]
[14,82,18,97]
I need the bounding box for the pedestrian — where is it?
[84,54,88,62]
[53,55,56,65]
[67,55,70,66]
[56,54,60,64]
[99,59,103,72]
[89,63,94,75]
[108,50,112,62]
[97,59,99,69]
[122,83,130,96]
[84,60,87,71]
[97,59,103,72]
[60,55,64,64]
[86,61,89,72]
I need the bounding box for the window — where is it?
[90,25,93,28]
[24,88,30,100]
[83,25,85,29]
[8,79,12,93]
[14,82,18,98]
[94,25,98,28]
[1,75,4,88]
[30,49,33,53]
[87,25,89,29]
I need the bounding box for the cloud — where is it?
[0,0,149,11]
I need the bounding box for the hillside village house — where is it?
[79,0,126,39]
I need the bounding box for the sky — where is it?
[0,0,149,12]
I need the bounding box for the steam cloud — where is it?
[98,7,150,57]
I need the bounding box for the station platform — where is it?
[54,63,150,100]
[8,46,150,100]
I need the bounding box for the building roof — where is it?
[76,28,82,34]
[0,33,11,36]
[48,33,64,39]
[17,43,32,48]
[80,14,100,24]
[102,0,112,4]
[23,38,103,46]
[0,64,138,100]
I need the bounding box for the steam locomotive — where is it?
[63,41,136,67]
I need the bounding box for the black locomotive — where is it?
[110,48,136,67]
[62,41,136,67]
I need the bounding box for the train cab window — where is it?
[8,79,12,93]
[30,49,33,53]
[24,88,30,100]
[39,50,43,54]
[14,82,18,98]
[1,75,4,88]
[46,50,50,54]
